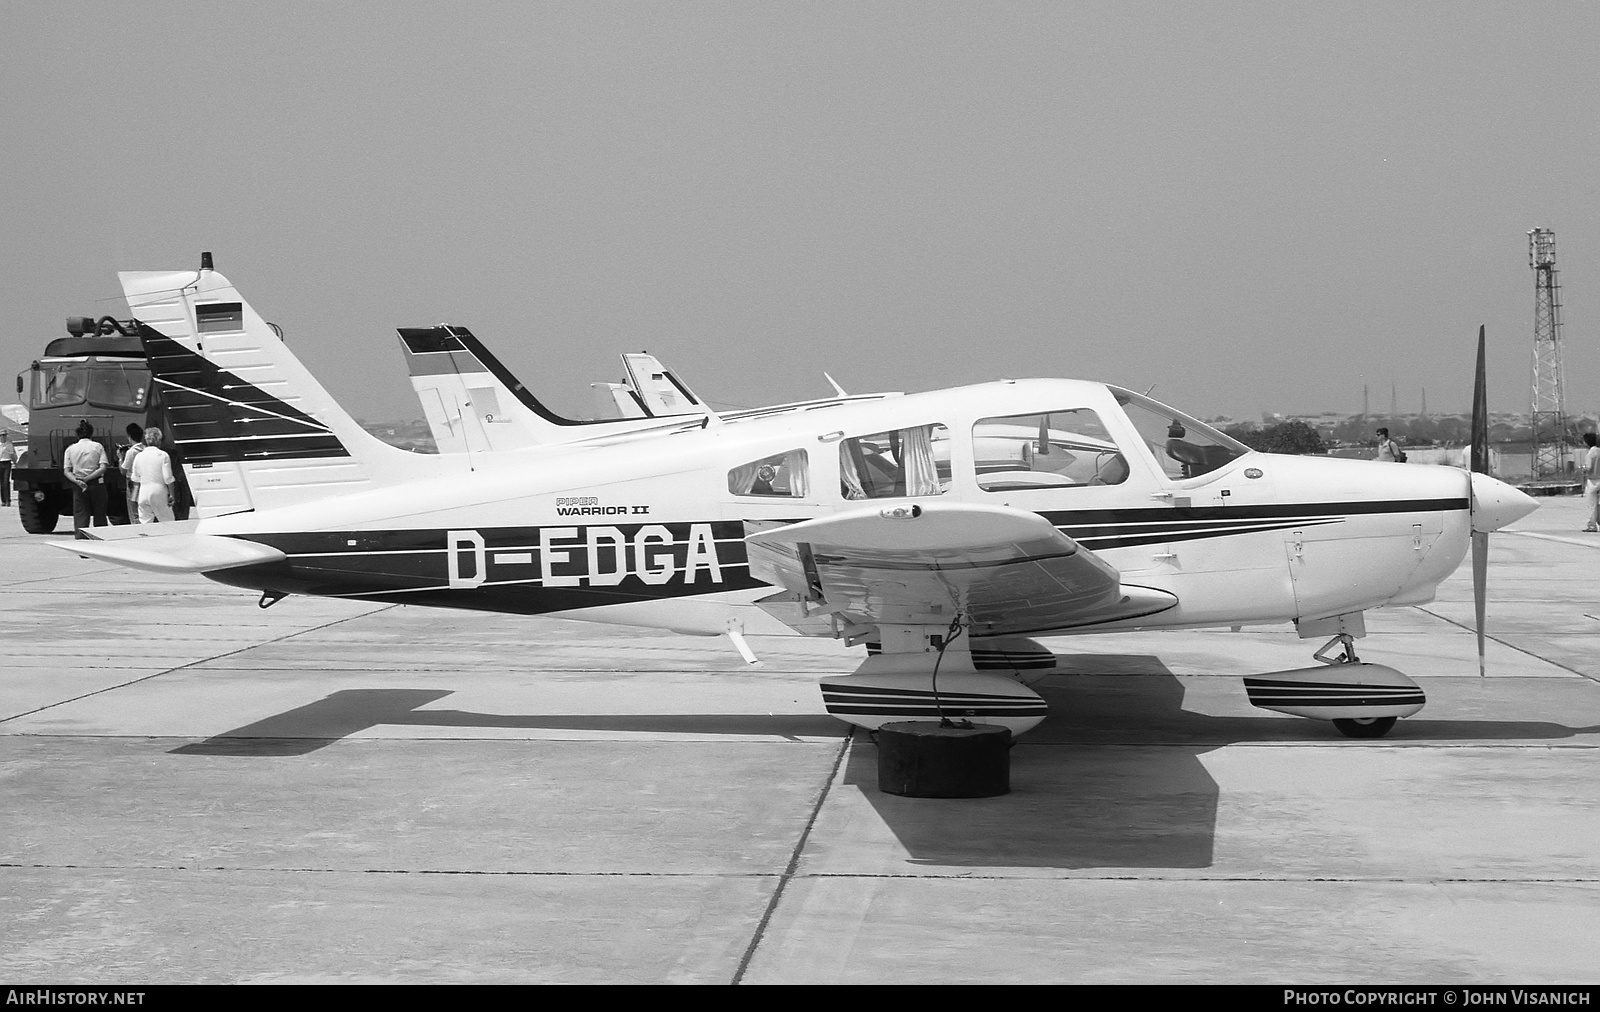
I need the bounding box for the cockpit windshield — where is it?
[1110,387,1250,481]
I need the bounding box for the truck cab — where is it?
[12,318,191,533]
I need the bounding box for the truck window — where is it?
[86,366,148,411]
[32,365,86,408]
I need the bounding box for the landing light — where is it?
[880,504,922,520]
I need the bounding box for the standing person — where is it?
[0,431,16,507]
[1374,427,1404,462]
[119,423,145,524]
[62,420,110,536]
[1583,432,1600,533]
[129,426,176,524]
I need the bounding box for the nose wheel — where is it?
[1331,715,1397,739]
[1235,632,1419,739]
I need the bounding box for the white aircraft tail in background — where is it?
[400,327,714,455]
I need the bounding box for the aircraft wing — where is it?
[49,531,286,574]
[746,502,1176,636]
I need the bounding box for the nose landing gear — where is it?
[1332,715,1398,739]
[1242,632,1424,740]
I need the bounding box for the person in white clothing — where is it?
[129,426,176,523]
[119,423,145,523]
[1583,432,1600,533]
[0,431,16,507]
[63,420,110,535]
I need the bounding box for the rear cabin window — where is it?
[729,449,809,498]
[840,424,950,499]
[972,409,1129,490]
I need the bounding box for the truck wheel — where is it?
[19,495,58,534]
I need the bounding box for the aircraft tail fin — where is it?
[619,353,715,422]
[399,325,569,454]
[121,265,434,517]
[591,381,647,420]
[399,328,717,454]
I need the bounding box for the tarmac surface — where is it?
[2,498,1598,984]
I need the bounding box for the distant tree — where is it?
[1227,419,1325,455]
[1332,416,1378,445]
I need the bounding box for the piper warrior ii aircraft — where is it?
[62,258,1538,740]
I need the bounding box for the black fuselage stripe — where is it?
[206,495,1466,618]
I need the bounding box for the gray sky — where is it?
[4,2,1597,423]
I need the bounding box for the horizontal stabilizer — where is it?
[51,533,286,574]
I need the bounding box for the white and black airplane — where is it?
[62,260,1538,739]
[399,327,717,456]
[395,324,889,454]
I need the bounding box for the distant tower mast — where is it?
[1529,228,1569,478]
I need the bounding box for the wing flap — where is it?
[50,533,286,574]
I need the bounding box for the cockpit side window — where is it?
[972,409,1128,490]
[1112,389,1249,480]
[729,448,809,498]
[839,424,950,499]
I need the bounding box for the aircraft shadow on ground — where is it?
[169,688,844,757]
[842,662,1222,869]
[169,662,1599,870]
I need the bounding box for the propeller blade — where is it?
[1471,325,1488,474]
[1472,529,1487,677]
[1470,324,1488,676]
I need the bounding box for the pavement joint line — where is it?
[1509,531,1600,549]
[792,873,1600,883]
[0,734,1590,748]
[1014,741,1600,749]
[3,863,1597,885]
[0,734,847,744]
[0,605,402,725]
[731,728,853,985]
[0,566,125,587]
[1413,605,1600,684]
[0,863,785,877]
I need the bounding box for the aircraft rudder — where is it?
[122,266,431,513]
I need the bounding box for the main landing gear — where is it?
[1242,632,1426,740]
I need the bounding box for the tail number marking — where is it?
[449,524,727,589]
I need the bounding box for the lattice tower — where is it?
[1529,228,1569,478]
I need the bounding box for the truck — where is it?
[12,315,192,534]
